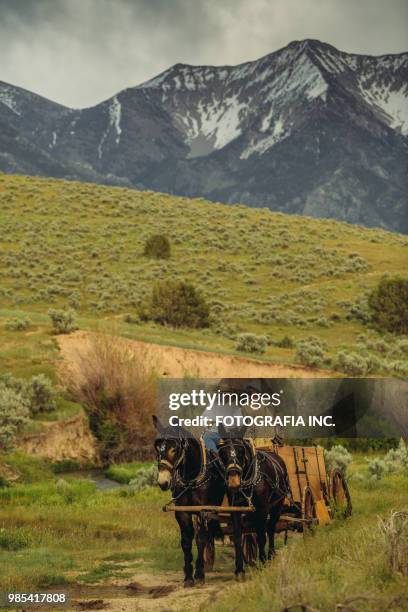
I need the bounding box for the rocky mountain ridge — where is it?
[1,39,407,231]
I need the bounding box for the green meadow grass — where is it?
[0,453,406,611]
[0,476,176,591]
[0,173,407,381]
[104,461,154,484]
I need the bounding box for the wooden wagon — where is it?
[256,443,352,534]
[163,442,352,567]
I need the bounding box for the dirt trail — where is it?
[57,330,332,379]
[61,569,228,611]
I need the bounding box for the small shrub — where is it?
[324,445,352,474]
[68,291,81,309]
[129,464,158,490]
[26,374,56,414]
[361,442,408,482]
[147,281,210,328]
[346,296,371,324]
[295,337,325,368]
[364,353,382,373]
[0,384,30,451]
[144,234,171,259]
[368,276,408,334]
[333,351,368,375]
[235,333,267,354]
[48,308,78,334]
[390,360,408,376]
[394,338,408,356]
[367,457,387,480]
[378,510,408,576]
[276,335,294,348]
[383,439,408,474]
[5,316,31,331]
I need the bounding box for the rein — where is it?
[174,436,208,489]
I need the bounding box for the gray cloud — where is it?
[0,0,407,108]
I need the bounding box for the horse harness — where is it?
[221,438,291,506]
[158,436,221,503]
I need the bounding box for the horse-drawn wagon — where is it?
[162,440,352,568]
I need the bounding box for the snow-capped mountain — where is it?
[1,39,407,231]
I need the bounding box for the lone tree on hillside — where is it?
[147,280,210,328]
[144,234,171,259]
[368,276,408,334]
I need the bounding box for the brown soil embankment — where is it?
[57,331,333,380]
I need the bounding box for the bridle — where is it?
[219,438,247,477]
[218,437,259,503]
[156,435,215,504]
[156,438,187,474]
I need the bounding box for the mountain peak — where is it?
[288,38,329,51]
[0,41,407,233]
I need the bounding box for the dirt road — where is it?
[63,568,229,611]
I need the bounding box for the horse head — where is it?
[152,415,188,491]
[216,423,248,491]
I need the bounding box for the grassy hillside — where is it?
[0,173,407,379]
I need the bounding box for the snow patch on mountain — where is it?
[360,83,408,135]
[261,106,274,132]
[261,53,329,103]
[49,131,57,148]
[0,86,21,116]
[314,48,350,74]
[109,96,122,144]
[241,117,290,159]
[98,96,122,158]
[180,95,248,155]
[207,95,247,149]
[306,77,328,101]
[140,64,230,92]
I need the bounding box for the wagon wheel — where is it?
[242,533,258,566]
[301,486,316,530]
[330,468,352,518]
[204,535,215,571]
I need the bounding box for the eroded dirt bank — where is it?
[16,332,332,466]
[18,411,100,464]
[57,331,333,380]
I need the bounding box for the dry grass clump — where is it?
[378,510,408,577]
[61,332,156,463]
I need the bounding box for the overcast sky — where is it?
[0,0,407,108]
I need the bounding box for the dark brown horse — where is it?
[152,416,225,587]
[217,424,290,579]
